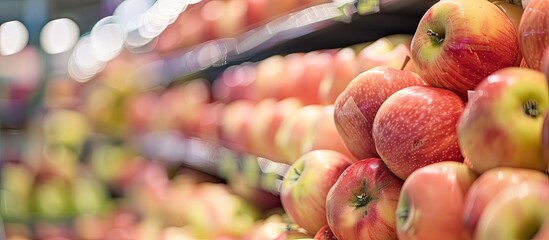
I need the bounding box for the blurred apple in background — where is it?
[219,99,256,153]
[396,162,477,240]
[215,0,248,38]
[411,0,519,99]
[0,163,34,221]
[32,176,73,220]
[280,53,307,100]
[326,158,403,240]
[474,181,549,240]
[373,86,464,180]
[457,68,549,174]
[244,222,310,240]
[280,150,352,234]
[274,105,324,164]
[334,66,425,160]
[254,55,287,101]
[319,48,359,105]
[462,167,549,237]
[299,52,333,105]
[213,64,257,102]
[125,91,162,134]
[301,105,356,161]
[247,98,303,161]
[518,0,549,70]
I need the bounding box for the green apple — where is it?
[458,67,549,173]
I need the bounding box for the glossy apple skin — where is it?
[519,0,549,70]
[373,86,465,180]
[411,0,519,99]
[314,225,337,240]
[462,167,549,237]
[280,150,352,234]
[396,161,478,240]
[474,181,549,240]
[326,158,403,240]
[457,67,549,174]
[334,66,425,160]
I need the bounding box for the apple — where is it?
[373,85,465,180]
[518,0,549,70]
[301,105,356,161]
[396,161,478,240]
[333,66,425,160]
[491,0,524,66]
[457,67,549,174]
[326,158,403,240]
[280,150,353,234]
[247,97,303,161]
[359,43,416,73]
[213,64,257,102]
[411,0,519,99]
[542,48,549,78]
[319,47,360,105]
[274,105,324,165]
[244,222,310,240]
[254,55,287,101]
[543,111,549,164]
[219,99,256,153]
[314,225,337,240]
[474,181,549,240]
[214,0,247,38]
[298,51,333,105]
[280,53,307,100]
[462,167,549,236]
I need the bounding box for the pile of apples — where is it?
[140,0,549,239]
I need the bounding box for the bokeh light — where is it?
[0,21,29,56]
[40,18,80,54]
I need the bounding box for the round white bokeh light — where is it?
[40,18,80,54]
[0,21,29,56]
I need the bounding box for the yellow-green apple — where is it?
[214,0,247,38]
[280,150,353,234]
[359,43,416,73]
[462,167,548,237]
[219,99,256,153]
[396,162,478,240]
[301,105,356,161]
[334,66,425,160]
[372,85,465,180]
[326,158,403,240]
[247,97,303,161]
[518,0,549,70]
[319,47,360,105]
[411,0,519,99]
[314,225,337,240]
[356,38,394,71]
[457,67,549,174]
[274,105,324,164]
[474,181,549,240]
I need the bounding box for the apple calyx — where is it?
[426,29,444,45]
[288,161,304,183]
[350,180,373,210]
[524,100,540,118]
[396,193,416,234]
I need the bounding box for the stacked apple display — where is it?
[146,0,549,239]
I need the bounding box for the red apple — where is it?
[333,66,425,160]
[462,167,549,237]
[280,150,353,234]
[280,53,307,100]
[373,85,465,180]
[411,0,519,99]
[254,55,287,101]
[518,0,549,70]
[314,225,337,240]
[274,105,324,165]
[326,158,403,240]
[396,161,478,240]
[319,47,360,105]
[299,51,333,105]
[247,97,303,161]
[457,67,549,174]
[219,99,256,153]
[213,64,257,102]
[474,181,549,240]
[358,43,416,73]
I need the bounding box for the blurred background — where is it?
[0,0,433,239]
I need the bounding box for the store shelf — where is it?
[136,0,438,89]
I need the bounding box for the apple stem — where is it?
[524,100,540,118]
[426,29,444,44]
[400,55,411,71]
